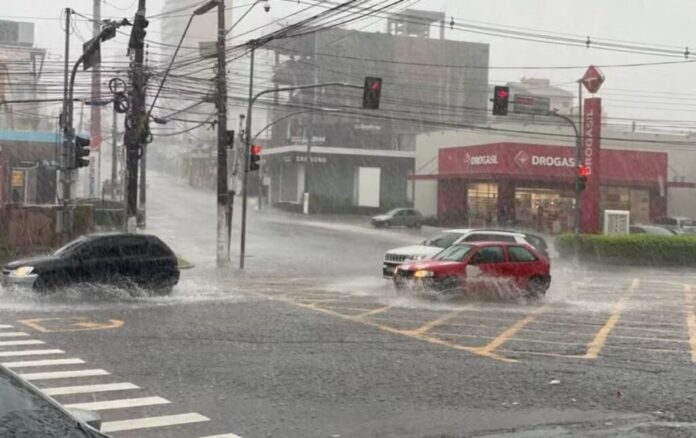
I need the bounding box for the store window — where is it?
[467,182,497,226]
[515,187,574,234]
[600,186,650,224]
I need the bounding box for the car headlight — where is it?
[408,254,428,261]
[11,266,34,277]
[414,270,434,278]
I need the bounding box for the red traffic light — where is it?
[370,81,381,91]
[577,165,590,177]
[496,88,509,99]
[250,144,262,155]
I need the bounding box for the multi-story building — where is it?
[0,19,55,206]
[261,9,490,212]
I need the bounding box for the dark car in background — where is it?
[2,233,179,295]
[371,208,424,228]
[0,365,108,437]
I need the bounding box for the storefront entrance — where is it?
[515,187,575,233]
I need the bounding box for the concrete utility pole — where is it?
[216,0,230,265]
[111,107,118,200]
[61,7,73,243]
[90,0,102,199]
[125,0,147,231]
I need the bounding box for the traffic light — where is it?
[576,165,589,192]
[74,135,91,169]
[362,77,382,109]
[129,12,149,51]
[248,144,261,172]
[492,86,510,116]
[226,130,235,149]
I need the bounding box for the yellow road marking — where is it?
[473,304,552,356]
[289,301,515,362]
[683,284,696,363]
[404,307,471,336]
[584,278,639,359]
[19,317,123,333]
[355,305,393,319]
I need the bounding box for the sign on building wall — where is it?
[581,98,602,234]
[604,210,630,235]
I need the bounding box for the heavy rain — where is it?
[1,0,696,437]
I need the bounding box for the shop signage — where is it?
[581,98,602,234]
[11,169,23,186]
[290,136,326,145]
[295,155,327,164]
[354,124,382,131]
[513,94,550,115]
[515,150,575,168]
[582,65,605,94]
[463,153,498,167]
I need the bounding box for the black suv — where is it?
[2,233,179,295]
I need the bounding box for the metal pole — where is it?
[216,0,229,265]
[574,80,583,235]
[303,32,319,215]
[90,0,101,199]
[61,7,71,242]
[240,45,255,269]
[111,107,117,199]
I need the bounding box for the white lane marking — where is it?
[0,332,30,338]
[64,396,170,411]
[0,349,64,357]
[101,413,210,433]
[0,324,15,329]
[2,358,85,368]
[20,369,109,381]
[43,382,139,396]
[0,340,44,347]
[197,434,245,438]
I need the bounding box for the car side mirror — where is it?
[68,408,102,431]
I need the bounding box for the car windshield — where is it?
[385,209,403,216]
[425,232,464,248]
[0,371,93,438]
[433,244,474,261]
[53,237,88,257]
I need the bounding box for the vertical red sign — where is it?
[581,98,602,233]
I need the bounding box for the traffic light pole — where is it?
[61,8,72,243]
[239,80,361,269]
[576,80,583,235]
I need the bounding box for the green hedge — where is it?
[556,234,696,265]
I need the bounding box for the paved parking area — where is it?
[254,273,696,366]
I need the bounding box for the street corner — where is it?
[18,316,124,333]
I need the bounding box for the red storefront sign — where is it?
[581,98,601,233]
[438,143,666,187]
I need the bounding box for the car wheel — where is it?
[525,276,548,300]
[152,285,174,296]
[414,221,422,229]
[384,220,391,228]
[33,274,62,294]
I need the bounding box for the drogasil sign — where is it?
[514,150,576,168]
[462,153,499,167]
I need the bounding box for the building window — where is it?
[467,182,497,226]
[600,186,649,224]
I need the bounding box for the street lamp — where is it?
[226,0,270,36]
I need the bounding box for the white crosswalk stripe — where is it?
[63,396,170,411]
[0,322,244,437]
[0,339,44,346]
[0,332,30,338]
[42,382,140,396]
[197,434,245,438]
[0,349,64,357]
[2,358,85,368]
[101,413,210,433]
[20,369,109,381]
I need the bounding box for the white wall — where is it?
[668,187,696,218]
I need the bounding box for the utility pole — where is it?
[216,0,230,265]
[61,7,72,242]
[574,79,583,235]
[111,107,118,199]
[90,0,102,199]
[302,32,319,215]
[240,44,255,269]
[125,0,148,231]
[138,43,149,228]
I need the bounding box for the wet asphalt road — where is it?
[2,172,696,437]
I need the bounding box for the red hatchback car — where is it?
[393,242,551,299]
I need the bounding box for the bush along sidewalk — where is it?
[556,234,696,266]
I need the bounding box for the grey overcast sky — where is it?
[6,0,696,129]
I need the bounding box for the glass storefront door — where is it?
[515,187,575,233]
[600,186,650,224]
